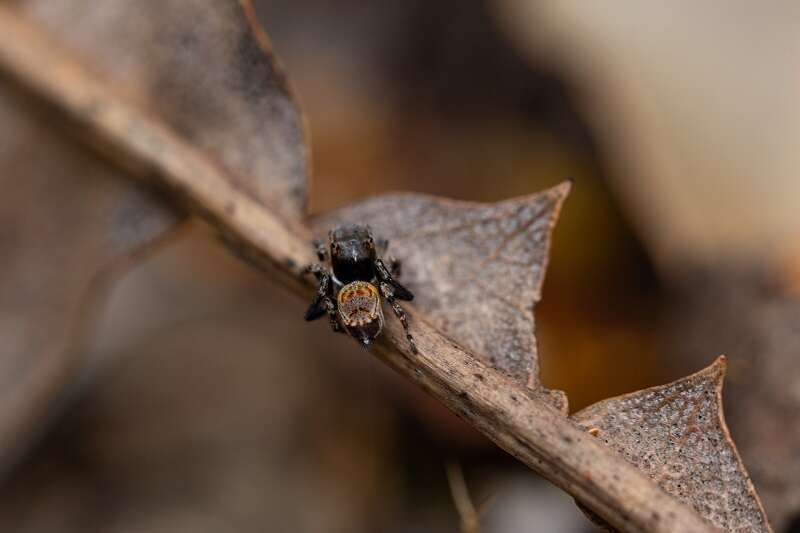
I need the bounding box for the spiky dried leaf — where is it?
[672,270,800,530]
[573,357,771,532]
[313,183,570,410]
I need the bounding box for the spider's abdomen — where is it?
[337,281,383,346]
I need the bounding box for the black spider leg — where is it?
[375,258,413,301]
[379,281,417,354]
[376,238,401,277]
[303,264,342,333]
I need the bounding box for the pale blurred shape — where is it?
[484,476,595,533]
[496,0,800,272]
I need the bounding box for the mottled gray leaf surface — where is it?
[0,82,179,471]
[573,357,771,532]
[15,0,308,222]
[671,270,800,531]
[313,183,570,409]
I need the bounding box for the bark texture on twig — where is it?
[0,5,717,532]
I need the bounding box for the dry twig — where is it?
[445,461,480,533]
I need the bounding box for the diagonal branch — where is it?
[0,6,717,533]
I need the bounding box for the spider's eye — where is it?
[365,237,374,248]
[331,243,340,253]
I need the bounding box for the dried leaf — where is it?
[313,182,570,410]
[0,82,179,469]
[14,0,308,222]
[671,270,800,530]
[0,0,308,468]
[573,357,771,532]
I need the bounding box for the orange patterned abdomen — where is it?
[337,281,381,327]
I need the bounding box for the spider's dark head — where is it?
[329,224,376,283]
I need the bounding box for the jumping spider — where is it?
[303,224,417,353]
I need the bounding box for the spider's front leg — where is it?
[379,281,417,354]
[303,264,342,333]
[375,258,413,301]
[375,238,401,277]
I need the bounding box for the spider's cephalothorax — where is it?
[303,224,416,353]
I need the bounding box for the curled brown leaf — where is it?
[0,0,308,470]
[15,0,309,222]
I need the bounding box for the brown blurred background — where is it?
[3,1,800,532]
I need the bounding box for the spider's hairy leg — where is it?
[375,238,401,276]
[302,264,341,332]
[302,263,328,320]
[380,282,417,354]
[323,295,341,333]
[375,258,413,301]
